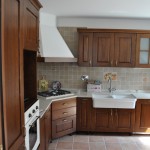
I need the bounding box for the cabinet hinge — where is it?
[0,145,3,150]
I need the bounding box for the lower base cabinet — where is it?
[52,115,76,139]
[135,99,150,132]
[39,107,51,150]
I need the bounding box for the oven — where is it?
[25,100,40,150]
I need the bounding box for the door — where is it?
[114,109,135,132]
[92,108,113,132]
[24,0,39,51]
[77,98,92,131]
[78,33,93,66]
[2,0,25,149]
[115,33,136,67]
[93,33,114,67]
[136,34,150,67]
[135,99,150,132]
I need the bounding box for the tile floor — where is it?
[48,133,150,150]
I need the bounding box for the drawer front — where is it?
[52,107,76,120]
[52,98,76,111]
[52,115,76,139]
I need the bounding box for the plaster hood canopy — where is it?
[39,12,77,62]
[39,0,150,19]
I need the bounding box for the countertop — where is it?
[39,90,150,118]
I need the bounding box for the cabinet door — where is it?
[92,108,113,132]
[115,33,136,67]
[78,33,93,66]
[2,0,25,149]
[136,34,150,68]
[114,109,135,132]
[135,99,150,132]
[39,116,46,150]
[77,98,92,131]
[52,116,76,139]
[93,33,114,67]
[24,0,40,51]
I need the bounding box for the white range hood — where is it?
[39,12,77,62]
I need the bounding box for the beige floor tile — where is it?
[59,135,74,142]
[121,143,139,150]
[89,142,106,150]
[73,142,89,150]
[106,143,122,150]
[56,142,73,149]
[74,135,89,142]
[117,136,135,143]
[104,136,120,143]
[89,135,104,142]
[48,142,58,149]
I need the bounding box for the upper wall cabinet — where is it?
[24,0,42,51]
[78,29,136,67]
[136,34,150,67]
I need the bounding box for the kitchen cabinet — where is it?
[52,98,76,139]
[78,29,136,67]
[24,0,42,51]
[77,98,93,131]
[92,108,135,132]
[136,34,150,67]
[135,99,150,132]
[1,0,42,149]
[78,32,93,66]
[39,107,51,150]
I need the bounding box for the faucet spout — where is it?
[108,76,116,93]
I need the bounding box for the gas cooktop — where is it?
[37,89,75,100]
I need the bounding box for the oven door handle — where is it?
[29,116,40,127]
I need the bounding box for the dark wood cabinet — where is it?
[77,98,92,131]
[78,29,137,67]
[136,34,150,68]
[135,99,150,132]
[78,32,93,66]
[39,107,51,150]
[24,0,41,51]
[115,33,136,67]
[52,98,76,139]
[93,108,135,132]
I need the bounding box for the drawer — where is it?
[52,98,76,111]
[52,107,76,120]
[52,115,76,139]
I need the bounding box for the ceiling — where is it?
[39,0,150,19]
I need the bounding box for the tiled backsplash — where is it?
[37,27,150,91]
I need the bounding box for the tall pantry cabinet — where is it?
[0,0,42,149]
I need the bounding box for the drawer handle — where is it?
[63,112,68,115]
[63,103,67,105]
[63,119,67,122]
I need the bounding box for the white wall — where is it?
[57,17,150,29]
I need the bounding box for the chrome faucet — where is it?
[108,76,116,93]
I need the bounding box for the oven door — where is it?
[25,116,40,150]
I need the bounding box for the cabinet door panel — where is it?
[115,33,136,67]
[114,109,135,132]
[93,108,113,132]
[77,98,92,131]
[93,33,114,67]
[52,116,76,139]
[2,0,24,149]
[24,0,39,51]
[78,33,93,66]
[135,100,150,132]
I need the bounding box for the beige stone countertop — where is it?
[39,95,77,118]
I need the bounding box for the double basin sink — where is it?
[92,93,137,109]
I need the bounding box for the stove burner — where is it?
[38,89,71,97]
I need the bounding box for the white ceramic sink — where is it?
[92,93,137,109]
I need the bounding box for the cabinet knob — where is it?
[63,112,68,115]
[63,119,67,122]
[63,103,67,105]
[115,60,118,66]
[89,60,92,65]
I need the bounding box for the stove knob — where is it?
[28,113,32,118]
[36,106,39,110]
[32,109,35,113]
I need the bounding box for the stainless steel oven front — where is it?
[25,100,40,150]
